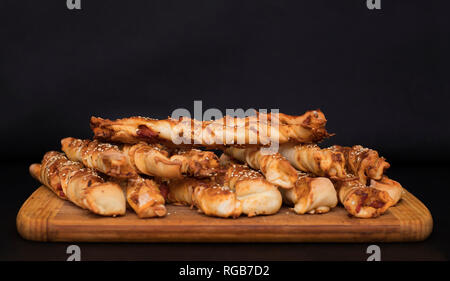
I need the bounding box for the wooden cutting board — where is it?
[17,186,433,242]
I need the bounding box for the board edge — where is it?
[16,186,63,242]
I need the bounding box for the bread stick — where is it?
[165,178,210,206]
[165,178,242,218]
[122,143,219,179]
[90,110,330,147]
[165,164,282,218]
[369,176,403,205]
[30,151,126,216]
[279,144,390,185]
[170,148,219,177]
[61,137,137,178]
[214,164,282,217]
[224,147,298,188]
[279,143,350,179]
[193,185,242,218]
[29,163,67,199]
[123,177,167,218]
[334,179,393,218]
[329,145,390,184]
[281,173,338,214]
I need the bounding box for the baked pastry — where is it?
[61,137,137,178]
[223,147,298,188]
[165,178,242,218]
[279,144,390,184]
[29,161,66,200]
[333,179,392,218]
[90,110,330,148]
[330,145,390,184]
[28,107,405,222]
[165,164,282,218]
[121,177,167,218]
[193,185,242,218]
[214,164,282,217]
[165,178,210,206]
[168,148,219,177]
[122,143,219,178]
[29,151,126,216]
[369,176,403,205]
[281,173,338,214]
[279,143,350,179]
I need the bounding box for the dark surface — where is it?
[1,0,449,163]
[1,161,449,261]
[1,1,449,261]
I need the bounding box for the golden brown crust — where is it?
[279,143,350,179]
[369,176,403,205]
[214,164,282,217]
[334,179,393,218]
[61,137,137,178]
[166,178,242,218]
[213,163,265,189]
[90,110,330,148]
[30,151,126,216]
[224,147,298,188]
[165,164,282,218]
[193,185,242,218]
[279,144,390,185]
[281,173,338,215]
[122,143,219,179]
[123,177,167,218]
[330,145,390,184]
[123,143,183,179]
[166,178,212,206]
[29,159,68,200]
[170,148,219,177]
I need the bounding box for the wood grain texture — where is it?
[17,186,433,242]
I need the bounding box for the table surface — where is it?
[2,161,449,261]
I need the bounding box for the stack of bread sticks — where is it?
[29,110,403,219]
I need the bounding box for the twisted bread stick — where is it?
[123,143,182,179]
[61,137,137,178]
[224,147,298,188]
[165,178,210,206]
[170,148,219,177]
[279,143,349,179]
[29,151,126,216]
[122,177,167,218]
[165,164,282,217]
[29,158,67,200]
[329,145,390,184]
[122,143,219,179]
[369,176,403,205]
[62,137,217,180]
[279,144,390,185]
[90,110,330,148]
[193,185,242,218]
[334,179,393,218]
[214,164,282,217]
[281,173,338,214]
[165,178,242,218]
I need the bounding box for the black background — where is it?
[1,0,449,261]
